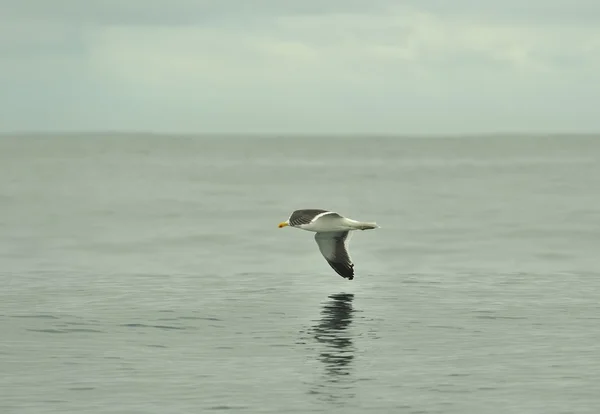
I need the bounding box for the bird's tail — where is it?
[349,220,380,230]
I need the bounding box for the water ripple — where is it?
[120,323,187,330]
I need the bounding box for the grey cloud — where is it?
[412,0,600,25]
[4,0,599,26]
[2,0,392,26]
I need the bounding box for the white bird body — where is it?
[278,209,379,280]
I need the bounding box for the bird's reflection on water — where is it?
[313,293,355,379]
[307,292,356,405]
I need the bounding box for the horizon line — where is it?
[1,130,599,138]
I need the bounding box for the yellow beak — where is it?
[278,221,288,228]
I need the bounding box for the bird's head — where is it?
[278,220,289,228]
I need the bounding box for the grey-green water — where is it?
[1,135,599,413]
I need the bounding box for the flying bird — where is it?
[278,209,379,280]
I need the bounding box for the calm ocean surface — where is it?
[1,134,599,413]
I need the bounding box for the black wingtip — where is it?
[327,261,355,280]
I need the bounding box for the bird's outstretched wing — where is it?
[314,231,354,280]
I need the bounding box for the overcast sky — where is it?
[1,0,599,135]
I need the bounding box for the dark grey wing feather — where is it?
[289,209,340,226]
[314,231,354,280]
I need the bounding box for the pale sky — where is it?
[2,0,599,135]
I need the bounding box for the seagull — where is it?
[278,209,379,280]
